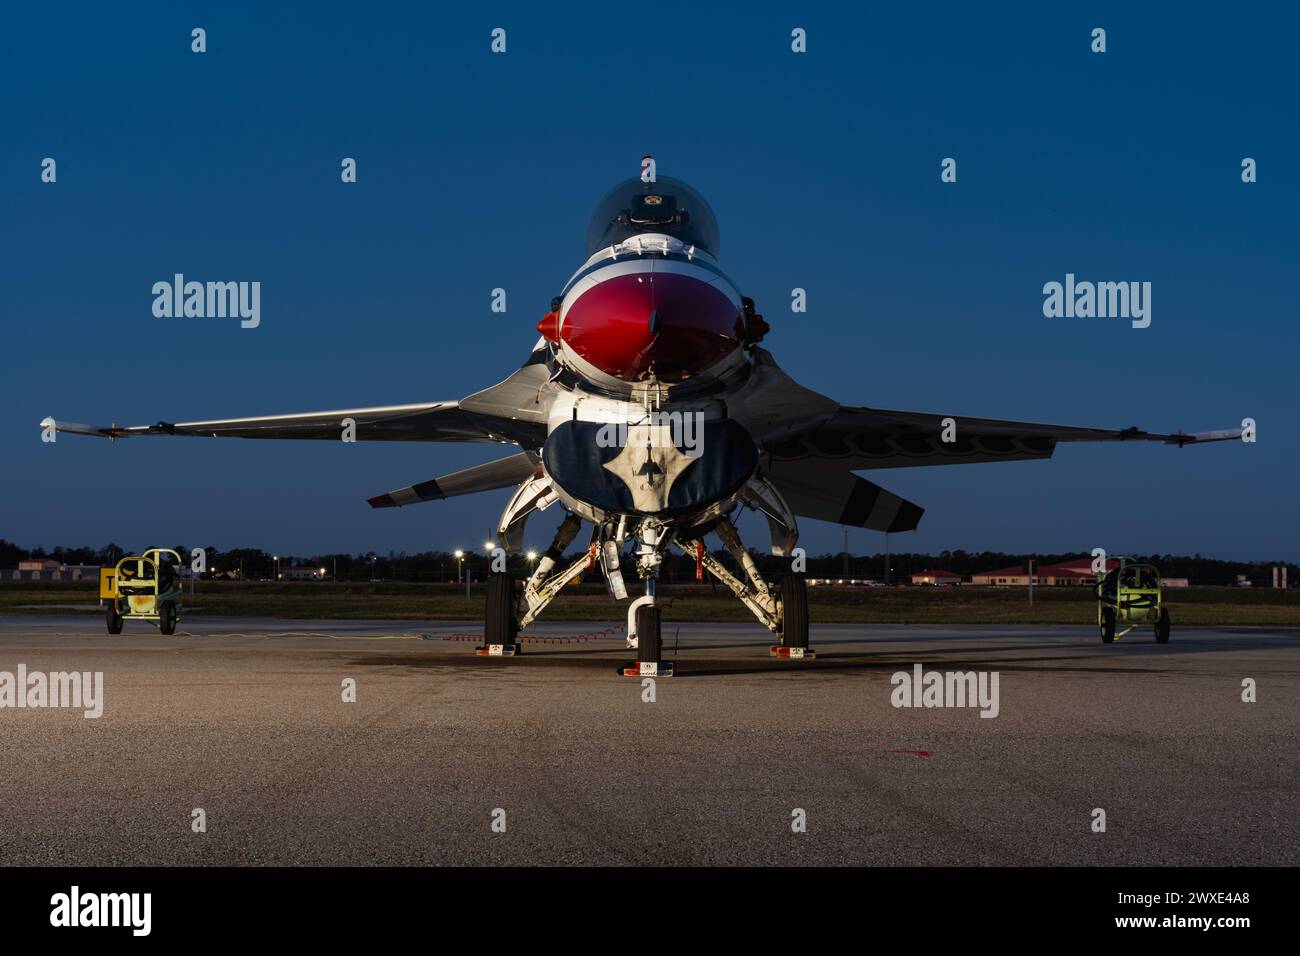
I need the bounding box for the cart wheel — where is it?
[159,601,178,636]
[1100,606,1116,644]
[635,604,662,665]
[1154,607,1170,644]
[779,573,809,648]
[484,573,517,645]
[106,601,123,635]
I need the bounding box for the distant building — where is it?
[281,566,325,581]
[911,569,962,586]
[970,557,1118,587]
[1160,578,1190,588]
[1035,559,1118,586]
[970,564,1034,587]
[7,560,101,582]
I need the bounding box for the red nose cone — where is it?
[561,272,742,381]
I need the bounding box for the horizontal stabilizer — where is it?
[368,452,540,508]
[765,460,923,532]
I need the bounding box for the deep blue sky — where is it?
[3,2,1296,561]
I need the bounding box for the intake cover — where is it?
[543,418,757,517]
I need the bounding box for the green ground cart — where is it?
[1094,556,1170,644]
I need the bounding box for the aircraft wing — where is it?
[40,344,556,448]
[41,402,500,443]
[767,404,1243,471]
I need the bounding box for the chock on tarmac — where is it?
[769,646,815,659]
[619,660,674,677]
[476,642,522,657]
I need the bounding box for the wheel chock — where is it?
[619,660,674,677]
[475,642,522,657]
[769,645,815,659]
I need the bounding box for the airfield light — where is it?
[454,550,464,559]
[484,541,494,552]
[527,550,537,562]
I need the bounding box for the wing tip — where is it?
[40,418,122,439]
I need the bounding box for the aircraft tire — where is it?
[159,601,178,635]
[635,605,661,664]
[779,574,809,648]
[1155,607,1170,644]
[106,601,123,635]
[485,573,518,645]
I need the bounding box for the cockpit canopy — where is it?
[584,176,721,258]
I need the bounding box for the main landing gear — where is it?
[771,573,811,659]
[476,473,812,675]
[478,572,521,657]
[676,514,814,661]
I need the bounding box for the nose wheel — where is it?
[622,602,672,676]
[620,524,674,677]
[635,605,661,663]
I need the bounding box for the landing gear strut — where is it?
[620,520,674,677]
[476,465,809,672]
[677,514,815,661]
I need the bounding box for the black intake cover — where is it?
[543,418,757,517]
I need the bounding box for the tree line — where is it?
[2,540,1293,587]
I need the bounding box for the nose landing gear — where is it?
[621,520,674,677]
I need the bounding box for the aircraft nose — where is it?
[560,270,742,381]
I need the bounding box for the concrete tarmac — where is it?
[0,614,1295,866]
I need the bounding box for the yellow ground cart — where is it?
[101,548,183,635]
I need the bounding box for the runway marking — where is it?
[886,749,932,757]
[433,625,625,644]
[178,631,428,641]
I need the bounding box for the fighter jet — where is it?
[44,165,1242,674]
